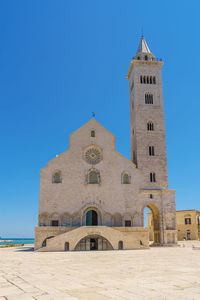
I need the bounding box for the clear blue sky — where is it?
[0,0,199,238]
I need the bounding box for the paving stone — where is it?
[0,243,200,299]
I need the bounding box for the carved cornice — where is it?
[139,189,176,194]
[127,59,164,80]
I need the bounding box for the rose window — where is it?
[84,147,102,164]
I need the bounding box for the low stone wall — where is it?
[35,226,149,251]
[34,226,78,250]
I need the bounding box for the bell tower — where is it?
[127,36,168,190]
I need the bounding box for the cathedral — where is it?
[35,36,177,251]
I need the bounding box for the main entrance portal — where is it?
[86,210,98,226]
[75,235,113,251]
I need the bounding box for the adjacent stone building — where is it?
[177,210,200,240]
[148,210,200,241]
[35,36,177,251]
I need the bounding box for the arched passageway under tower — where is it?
[144,203,160,245]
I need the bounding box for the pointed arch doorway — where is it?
[86,210,98,226]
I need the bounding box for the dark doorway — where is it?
[86,210,98,226]
[65,242,69,251]
[187,231,191,240]
[118,241,123,250]
[125,220,131,227]
[90,238,98,250]
[51,220,59,226]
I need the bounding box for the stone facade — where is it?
[35,36,177,251]
[177,210,200,240]
[148,210,200,241]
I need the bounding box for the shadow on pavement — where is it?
[16,246,34,252]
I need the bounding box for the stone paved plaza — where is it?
[0,242,200,300]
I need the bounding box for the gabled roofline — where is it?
[69,118,115,140]
[41,119,116,171]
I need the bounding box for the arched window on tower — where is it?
[145,94,153,104]
[153,76,156,84]
[52,171,62,183]
[140,75,143,83]
[145,55,148,61]
[150,172,156,182]
[147,121,154,131]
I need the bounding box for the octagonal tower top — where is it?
[133,36,155,61]
[127,36,163,80]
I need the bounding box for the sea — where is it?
[0,238,34,245]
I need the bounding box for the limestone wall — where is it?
[176,210,200,240]
[36,226,149,251]
[39,119,145,220]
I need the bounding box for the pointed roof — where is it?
[137,36,151,54]
[70,118,115,138]
[126,36,163,80]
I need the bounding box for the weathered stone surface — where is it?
[35,37,177,251]
[148,209,200,241]
[0,243,200,299]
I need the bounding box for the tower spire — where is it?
[136,35,151,55]
[128,36,155,63]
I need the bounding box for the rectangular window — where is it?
[149,146,155,156]
[125,220,131,227]
[141,76,156,85]
[91,130,95,137]
[150,173,156,182]
[145,93,153,104]
[187,231,191,240]
[52,220,59,226]
[185,218,191,225]
[147,122,154,131]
